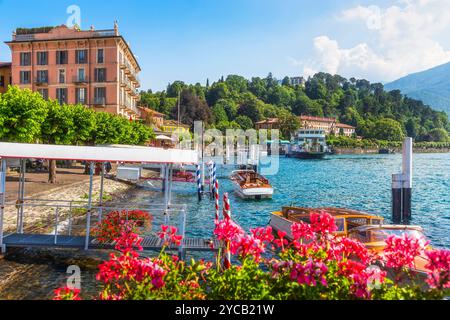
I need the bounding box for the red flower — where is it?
[290,259,328,287]
[424,249,450,289]
[53,286,81,300]
[157,225,183,246]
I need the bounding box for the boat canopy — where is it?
[0,142,198,164]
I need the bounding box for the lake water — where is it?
[138,153,450,249]
[1,153,448,299]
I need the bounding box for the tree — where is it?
[212,103,228,124]
[41,101,77,183]
[0,86,48,143]
[427,128,449,142]
[370,118,405,141]
[278,114,300,140]
[235,115,253,131]
[172,89,212,129]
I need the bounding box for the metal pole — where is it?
[68,201,73,236]
[16,159,23,233]
[164,164,169,225]
[168,164,173,206]
[402,137,413,221]
[0,159,7,253]
[19,158,25,234]
[84,162,94,250]
[54,206,59,244]
[99,162,105,222]
[392,173,403,223]
[177,206,186,260]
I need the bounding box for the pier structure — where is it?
[0,142,221,258]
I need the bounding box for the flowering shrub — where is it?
[54,211,450,300]
[91,210,152,243]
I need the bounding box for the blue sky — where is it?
[1,0,449,91]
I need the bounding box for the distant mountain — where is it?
[385,62,450,115]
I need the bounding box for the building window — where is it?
[38,88,48,100]
[76,87,87,104]
[36,52,48,65]
[56,88,67,105]
[94,68,106,82]
[75,50,88,64]
[94,87,106,105]
[20,71,31,84]
[97,49,104,63]
[0,76,4,87]
[59,69,66,84]
[20,52,31,66]
[56,51,68,64]
[36,70,48,83]
[78,68,86,82]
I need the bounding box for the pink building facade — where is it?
[5,23,141,119]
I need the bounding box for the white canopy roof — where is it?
[0,142,198,164]
[155,135,174,141]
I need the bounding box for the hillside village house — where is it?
[255,115,356,138]
[139,106,166,129]
[5,23,141,119]
[255,118,280,130]
[0,62,12,94]
[299,115,356,137]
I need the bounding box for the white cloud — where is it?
[298,0,450,82]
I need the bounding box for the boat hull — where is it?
[289,151,326,159]
[269,213,294,240]
[235,186,273,200]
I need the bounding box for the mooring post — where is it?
[402,137,413,221]
[392,173,403,223]
[0,159,7,253]
[84,161,94,250]
[196,164,202,202]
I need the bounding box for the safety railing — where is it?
[2,199,187,254]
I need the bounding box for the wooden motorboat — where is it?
[348,224,431,273]
[230,170,274,200]
[269,206,384,240]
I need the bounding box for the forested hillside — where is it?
[140,73,450,142]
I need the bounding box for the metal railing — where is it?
[3,199,187,254]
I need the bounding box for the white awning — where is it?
[155,135,174,141]
[0,142,198,164]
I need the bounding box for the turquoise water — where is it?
[138,153,450,249]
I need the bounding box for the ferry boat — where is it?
[269,206,384,240]
[230,170,274,200]
[288,129,330,159]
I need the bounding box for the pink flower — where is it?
[424,249,450,289]
[157,225,183,246]
[273,230,289,249]
[251,226,275,243]
[383,234,424,269]
[310,211,337,234]
[214,219,245,243]
[230,234,266,261]
[290,259,328,287]
[291,221,314,241]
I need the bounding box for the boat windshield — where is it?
[350,229,428,246]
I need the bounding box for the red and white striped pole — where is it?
[222,192,231,269]
[214,179,220,222]
[223,192,231,220]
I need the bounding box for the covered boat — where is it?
[230,170,274,199]
[270,206,384,240]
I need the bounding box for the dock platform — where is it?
[2,233,222,253]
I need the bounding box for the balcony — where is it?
[93,97,106,107]
[34,78,48,86]
[73,76,89,85]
